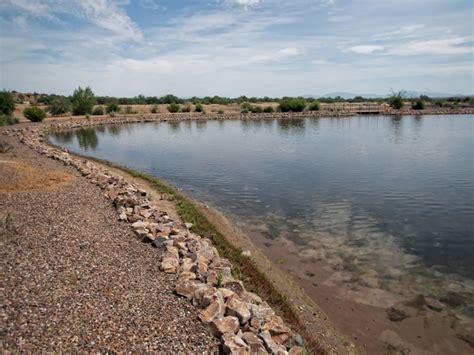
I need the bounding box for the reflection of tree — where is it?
[277,118,305,134]
[168,121,180,132]
[75,128,99,151]
[389,115,403,140]
[51,131,74,144]
[107,125,122,136]
[196,120,207,130]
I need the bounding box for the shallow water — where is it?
[50,115,474,316]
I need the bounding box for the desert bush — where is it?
[263,106,274,113]
[307,101,320,111]
[251,106,263,113]
[72,86,96,115]
[411,99,425,110]
[48,97,71,116]
[0,115,19,126]
[92,106,104,115]
[181,104,192,113]
[0,91,15,115]
[388,91,404,110]
[167,102,180,113]
[150,105,158,113]
[23,106,46,122]
[195,103,203,112]
[106,99,120,113]
[278,97,306,112]
[218,109,224,114]
[125,106,137,114]
[240,102,252,113]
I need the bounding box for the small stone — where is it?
[226,296,251,325]
[185,222,193,229]
[175,279,203,299]
[241,250,251,257]
[160,257,179,273]
[425,298,445,312]
[260,330,287,354]
[288,346,304,355]
[209,316,240,337]
[222,333,250,354]
[241,331,267,353]
[224,280,245,295]
[386,307,409,322]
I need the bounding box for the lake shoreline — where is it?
[4,114,473,354]
[2,117,357,354]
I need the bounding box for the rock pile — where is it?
[3,125,305,354]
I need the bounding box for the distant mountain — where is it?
[303,91,470,99]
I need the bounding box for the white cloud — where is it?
[278,47,302,57]
[312,59,329,65]
[348,45,384,54]
[388,37,474,56]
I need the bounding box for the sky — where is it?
[0,0,473,97]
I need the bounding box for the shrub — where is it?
[0,91,15,115]
[412,99,425,110]
[240,102,252,113]
[167,102,180,113]
[106,99,120,114]
[23,106,46,122]
[251,105,263,113]
[388,91,404,110]
[125,106,137,114]
[307,101,320,111]
[278,97,306,112]
[0,115,19,126]
[263,106,274,113]
[195,103,203,112]
[181,104,192,113]
[218,109,224,114]
[150,105,158,114]
[48,97,71,116]
[72,86,96,115]
[92,106,104,115]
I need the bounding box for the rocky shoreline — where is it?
[3,120,309,354]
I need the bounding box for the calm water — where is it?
[50,116,474,293]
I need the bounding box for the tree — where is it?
[0,91,15,115]
[23,106,46,122]
[195,103,204,112]
[106,99,120,114]
[167,102,180,113]
[388,90,404,110]
[48,97,71,116]
[412,99,425,110]
[72,86,96,115]
[307,101,320,111]
[278,97,306,112]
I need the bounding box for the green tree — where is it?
[388,90,404,110]
[106,99,120,113]
[307,101,320,111]
[92,106,104,115]
[48,97,71,116]
[72,86,96,115]
[278,97,306,112]
[167,102,180,113]
[0,91,15,115]
[412,99,425,110]
[23,106,46,122]
[195,103,204,112]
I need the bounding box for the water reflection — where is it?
[75,128,98,151]
[277,118,305,134]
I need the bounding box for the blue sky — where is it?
[0,0,473,97]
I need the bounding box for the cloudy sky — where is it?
[0,0,473,97]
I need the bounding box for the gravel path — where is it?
[0,136,219,353]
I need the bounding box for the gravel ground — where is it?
[0,136,219,353]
